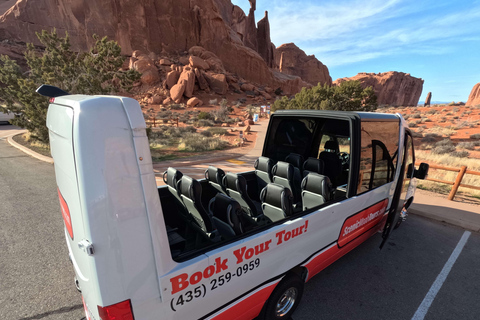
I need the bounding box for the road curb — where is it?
[6,133,54,164]
[409,208,480,233]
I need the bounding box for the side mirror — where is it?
[414,163,429,180]
[406,163,414,178]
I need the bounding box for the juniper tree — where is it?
[272,80,377,112]
[0,29,139,143]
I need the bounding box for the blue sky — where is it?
[232,0,480,103]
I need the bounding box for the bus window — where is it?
[357,121,399,194]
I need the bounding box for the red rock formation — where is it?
[424,92,432,106]
[275,43,332,86]
[0,0,316,94]
[333,72,423,106]
[466,83,480,106]
[256,11,275,68]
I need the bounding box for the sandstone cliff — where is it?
[275,43,332,86]
[333,72,423,106]
[466,83,480,107]
[0,0,314,94]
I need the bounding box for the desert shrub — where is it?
[446,112,453,116]
[424,118,432,122]
[195,119,215,127]
[200,130,213,137]
[403,114,410,120]
[442,108,447,112]
[207,127,228,135]
[211,105,231,122]
[432,145,456,154]
[453,116,459,119]
[178,133,229,151]
[458,142,476,150]
[409,122,417,128]
[411,131,423,138]
[451,151,470,158]
[272,80,377,112]
[209,98,218,105]
[432,139,455,154]
[452,106,459,111]
[421,133,440,143]
[0,30,139,143]
[197,111,213,120]
[412,113,422,118]
[427,109,437,114]
[170,104,184,110]
[470,133,480,139]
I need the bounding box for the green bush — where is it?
[0,30,140,143]
[272,80,377,112]
[197,111,213,120]
[470,133,480,139]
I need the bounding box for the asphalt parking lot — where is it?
[1,126,479,320]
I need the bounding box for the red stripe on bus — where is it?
[304,214,387,281]
[210,282,278,320]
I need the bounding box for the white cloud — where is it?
[262,0,480,67]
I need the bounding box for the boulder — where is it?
[189,47,225,73]
[333,71,423,106]
[178,68,196,98]
[179,56,190,66]
[132,50,144,58]
[189,55,209,70]
[140,68,160,85]
[241,83,256,91]
[166,70,180,89]
[187,97,203,107]
[204,72,228,95]
[148,95,163,104]
[194,68,210,91]
[247,119,254,125]
[466,83,480,106]
[170,81,186,103]
[163,97,172,105]
[230,82,241,91]
[244,125,251,133]
[159,58,172,66]
[133,57,155,73]
[129,57,137,70]
[275,43,332,86]
[260,91,272,100]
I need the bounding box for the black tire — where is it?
[262,275,304,320]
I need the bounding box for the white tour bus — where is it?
[41,84,428,320]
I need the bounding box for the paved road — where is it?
[0,125,84,320]
[1,124,479,320]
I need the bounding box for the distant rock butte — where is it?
[275,43,332,86]
[466,83,480,106]
[0,0,325,95]
[334,72,424,106]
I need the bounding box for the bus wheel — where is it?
[263,275,304,320]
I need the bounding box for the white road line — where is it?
[411,230,471,320]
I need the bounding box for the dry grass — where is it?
[416,150,480,197]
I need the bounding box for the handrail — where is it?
[415,162,478,200]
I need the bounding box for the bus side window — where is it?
[357,121,399,194]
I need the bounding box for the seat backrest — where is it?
[285,153,304,171]
[163,167,183,204]
[254,156,274,190]
[303,157,324,177]
[178,175,217,236]
[260,183,293,222]
[223,172,260,217]
[205,165,227,194]
[319,141,342,185]
[272,161,301,204]
[208,193,244,237]
[301,173,333,210]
